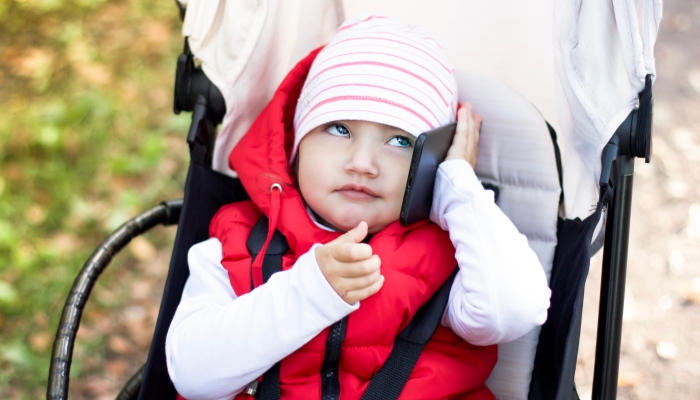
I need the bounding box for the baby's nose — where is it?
[345,146,379,176]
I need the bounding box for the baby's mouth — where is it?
[337,183,379,199]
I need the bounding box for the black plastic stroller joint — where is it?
[592,75,653,400]
[47,200,182,400]
[174,39,226,166]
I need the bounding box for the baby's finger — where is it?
[464,104,474,135]
[465,113,481,166]
[336,221,368,244]
[340,254,381,277]
[446,106,470,161]
[344,275,385,304]
[338,268,382,291]
[331,269,380,302]
[334,242,373,263]
[457,106,469,134]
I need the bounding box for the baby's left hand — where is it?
[445,103,482,168]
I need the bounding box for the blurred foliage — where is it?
[0,0,191,396]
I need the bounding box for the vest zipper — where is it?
[320,316,347,400]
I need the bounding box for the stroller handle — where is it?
[47,200,182,400]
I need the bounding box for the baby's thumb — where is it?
[340,221,368,244]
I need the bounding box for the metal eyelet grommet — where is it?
[270,183,282,193]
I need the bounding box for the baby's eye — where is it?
[325,124,350,137]
[387,135,413,148]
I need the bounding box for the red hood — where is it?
[228,47,423,256]
[228,47,338,256]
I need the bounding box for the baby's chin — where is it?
[313,203,400,233]
[326,215,393,234]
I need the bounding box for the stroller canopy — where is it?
[180,0,660,220]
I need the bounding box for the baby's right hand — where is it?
[445,103,482,168]
[315,221,384,304]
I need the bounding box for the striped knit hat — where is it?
[292,14,458,159]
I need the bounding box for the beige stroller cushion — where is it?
[458,70,560,399]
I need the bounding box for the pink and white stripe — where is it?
[292,14,458,158]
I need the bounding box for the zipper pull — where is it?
[245,379,259,396]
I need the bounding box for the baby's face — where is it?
[297,120,414,233]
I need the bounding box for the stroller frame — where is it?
[47,12,654,400]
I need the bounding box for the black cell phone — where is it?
[400,123,457,226]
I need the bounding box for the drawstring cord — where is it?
[252,183,282,288]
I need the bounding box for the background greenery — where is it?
[0,0,189,397]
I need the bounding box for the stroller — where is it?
[47,0,661,399]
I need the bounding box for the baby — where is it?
[166,15,550,400]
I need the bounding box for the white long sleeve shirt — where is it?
[166,159,551,400]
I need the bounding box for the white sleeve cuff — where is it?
[430,159,494,230]
[438,159,483,192]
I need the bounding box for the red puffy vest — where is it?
[208,48,498,399]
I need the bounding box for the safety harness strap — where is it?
[360,268,458,400]
[246,216,288,400]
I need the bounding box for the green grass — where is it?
[0,0,191,396]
